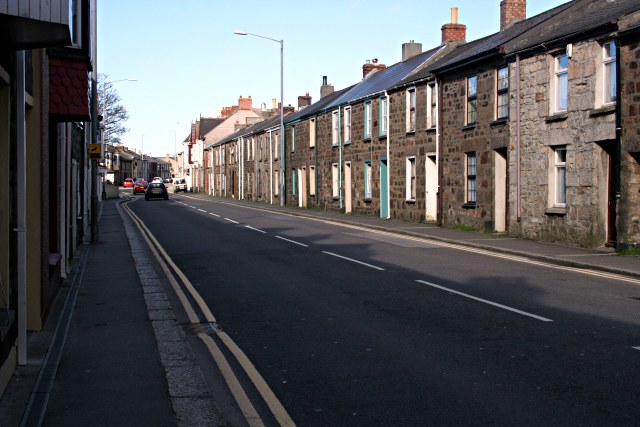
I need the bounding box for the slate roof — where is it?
[321,46,443,110]
[198,118,225,138]
[284,85,354,124]
[503,0,640,54]
[430,1,573,74]
[118,151,135,161]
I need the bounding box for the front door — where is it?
[344,162,352,214]
[425,155,437,222]
[380,159,388,218]
[494,149,507,232]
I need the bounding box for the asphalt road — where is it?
[129,193,640,426]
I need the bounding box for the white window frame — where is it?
[332,163,339,198]
[364,101,372,140]
[364,160,372,199]
[406,157,416,201]
[309,118,316,148]
[379,96,388,136]
[467,76,478,125]
[427,83,437,129]
[552,146,567,207]
[554,53,568,113]
[406,87,416,132]
[603,41,617,105]
[343,107,351,144]
[273,133,279,160]
[465,152,477,204]
[332,110,340,146]
[496,66,509,120]
[291,126,295,153]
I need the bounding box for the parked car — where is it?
[152,176,162,183]
[173,178,187,193]
[145,182,169,200]
[123,178,134,188]
[164,178,172,184]
[133,180,148,195]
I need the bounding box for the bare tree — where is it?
[97,73,130,146]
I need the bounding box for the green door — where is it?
[380,159,388,218]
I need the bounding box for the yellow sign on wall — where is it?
[89,143,101,160]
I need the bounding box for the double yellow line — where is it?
[123,201,295,427]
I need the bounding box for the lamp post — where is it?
[234,30,284,206]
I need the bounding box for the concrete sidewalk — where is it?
[0,198,221,426]
[0,194,638,426]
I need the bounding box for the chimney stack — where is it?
[238,95,252,110]
[441,7,466,44]
[298,92,312,109]
[402,40,422,61]
[362,58,386,79]
[500,0,526,31]
[320,76,334,99]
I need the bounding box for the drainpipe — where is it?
[435,78,441,225]
[338,106,343,210]
[268,130,273,204]
[240,137,244,200]
[384,90,390,219]
[59,123,67,279]
[614,40,621,248]
[516,54,522,222]
[314,115,319,207]
[16,50,27,365]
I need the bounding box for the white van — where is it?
[173,178,187,193]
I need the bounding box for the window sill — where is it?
[406,130,416,135]
[462,124,476,131]
[406,199,416,204]
[332,196,339,201]
[364,137,371,142]
[462,202,477,209]
[425,127,437,133]
[590,104,615,117]
[545,112,568,123]
[364,198,372,203]
[490,118,508,126]
[378,133,387,139]
[545,207,567,216]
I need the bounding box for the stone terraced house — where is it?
[206,0,640,251]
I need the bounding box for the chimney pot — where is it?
[441,8,466,45]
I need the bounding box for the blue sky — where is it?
[98,0,568,157]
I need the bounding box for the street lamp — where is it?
[234,30,284,206]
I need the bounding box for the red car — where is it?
[133,180,148,195]
[123,178,134,188]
